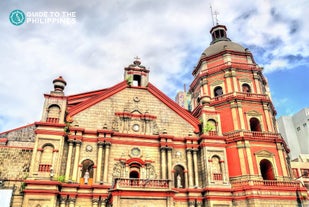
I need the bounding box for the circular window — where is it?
[131,147,141,156]
[132,124,140,132]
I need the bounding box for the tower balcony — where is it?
[224,130,284,143]
[211,91,270,105]
[111,178,171,191]
[231,179,301,188]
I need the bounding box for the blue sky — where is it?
[0,0,308,132]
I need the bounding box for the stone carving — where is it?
[112,162,123,178]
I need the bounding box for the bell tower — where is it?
[190,24,290,190]
[124,57,150,87]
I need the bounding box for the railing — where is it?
[38,164,51,172]
[231,180,300,188]
[46,117,59,123]
[213,173,223,181]
[113,178,170,189]
[224,130,282,141]
[212,92,270,103]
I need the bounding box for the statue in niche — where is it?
[177,174,182,188]
[84,170,89,184]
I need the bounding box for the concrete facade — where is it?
[277,108,309,159]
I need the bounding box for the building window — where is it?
[38,144,54,172]
[214,86,223,97]
[174,165,185,188]
[250,117,262,132]
[242,83,251,93]
[211,155,223,181]
[260,159,275,180]
[133,75,141,86]
[46,105,60,123]
[300,169,309,178]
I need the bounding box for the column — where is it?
[186,149,194,187]
[167,148,172,181]
[277,143,288,177]
[65,142,73,181]
[237,101,245,129]
[193,149,199,187]
[96,143,103,182]
[237,141,247,175]
[101,199,106,207]
[36,149,43,172]
[231,102,239,130]
[103,143,111,182]
[253,72,261,94]
[92,198,99,207]
[161,147,167,179]
[59,196,67,207]
[72,142,81,182]
[68,198,76,207]
[263,103,273,132]
[245,141,254,174]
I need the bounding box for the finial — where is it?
[133,56,141,65]
[53,76,67,92]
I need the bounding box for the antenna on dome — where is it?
[210,5,219,26]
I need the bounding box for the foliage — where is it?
[126,75,133,86]
[57,175,65,183]
[203,122,215,133]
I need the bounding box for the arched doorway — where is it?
[260,159,275,180]
[250,117,261,131]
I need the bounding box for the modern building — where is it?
[277,108,309,192]
[277,108,309,160]
[0,24,308,207]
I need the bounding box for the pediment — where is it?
[254,150,274,157]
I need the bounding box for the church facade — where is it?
[0,25,308,207]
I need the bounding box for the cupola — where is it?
[52,76,66,95]
[210,25,231,44]
[124,57,149,87]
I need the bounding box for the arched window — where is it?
[242,83,251,93]
[38,144,54,172]
[214,86,223,97]
[260,159,275,180]
[46,105,60,123]
[206,119,217,135]
[211,155,223,181]
[250,117,261,131]
[129,170,139,178]
[81,159,94,185]
[133,75,141,86]
[173,165,185,188]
